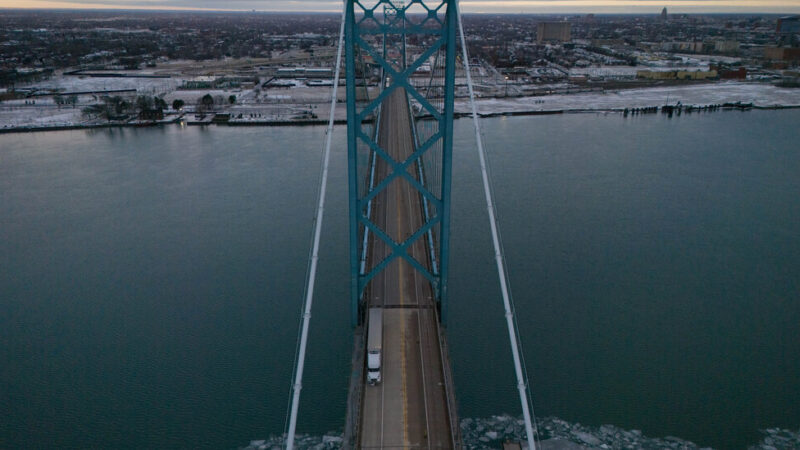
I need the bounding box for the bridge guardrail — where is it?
[436,316,464,449]
[342,326,366,449]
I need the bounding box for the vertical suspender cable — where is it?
[285,5,346,450]
[455,3,537,450]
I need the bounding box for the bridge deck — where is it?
[358,88,455,449]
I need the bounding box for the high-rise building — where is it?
[537,22,571,44]
[777,16,800,34]
[661,7,668,21]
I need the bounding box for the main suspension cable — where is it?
[455,3,537,449]
[284,5,346,450]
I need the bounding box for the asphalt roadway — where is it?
[358,88,455,449]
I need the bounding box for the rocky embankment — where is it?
[240,415,800,450]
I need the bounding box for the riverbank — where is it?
[0,119,181,134]
[459,81,800,117]
[1,105,795,135]
[2,82,799,134]
[0,116,357,134]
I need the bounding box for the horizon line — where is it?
[1,6,799,14]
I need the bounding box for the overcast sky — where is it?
[2,0,800,14]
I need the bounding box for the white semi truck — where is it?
[366,308,383,385]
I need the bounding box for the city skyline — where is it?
[2,0,800,14]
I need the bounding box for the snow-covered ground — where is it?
[0,105,86,129]
[634,52,741,68]
[459,82,800,115]
[569,66,642,78]
[29,74,180,96]
[567,65,716,79]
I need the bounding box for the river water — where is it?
[1,110,798,449]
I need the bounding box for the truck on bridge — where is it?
[366,308,383,385]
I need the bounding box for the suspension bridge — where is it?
[286,2,536,449]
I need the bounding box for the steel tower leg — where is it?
[345,0,360,327]
[439,0,457,324]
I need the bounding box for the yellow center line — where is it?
[396,96,410,449]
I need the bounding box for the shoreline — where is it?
[1,104,799,135]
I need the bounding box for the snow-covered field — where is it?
[634,52,741,68]
[31,74,181,95]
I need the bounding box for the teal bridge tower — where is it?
[345,0,459,326]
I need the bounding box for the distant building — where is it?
[214,76,259,88]
[721,67,747,79]
[180,76,214,90]
[661,41,705,53]
[764,47,800,61]
[661,7,668,21]
[262,79,295,89]
[537,22,571,44]
[591,39,625,46]
[636,69,717,80]
[777,16,800,34]
[711,64,747,79]
[274,67,333,79]
[714,40,740,54]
